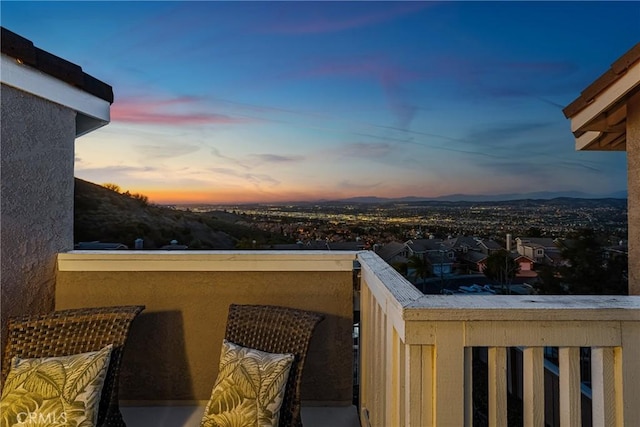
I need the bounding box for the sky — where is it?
[2,1,639,204]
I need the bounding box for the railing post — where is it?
[621,321,640,426]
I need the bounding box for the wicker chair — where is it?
[224,304,325,427]
[1,305,145,427]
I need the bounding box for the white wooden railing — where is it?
[357,251,640,427]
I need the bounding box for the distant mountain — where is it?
[335,190,627,204]
[74,178,278,249]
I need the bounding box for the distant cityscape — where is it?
[174,197,628,247]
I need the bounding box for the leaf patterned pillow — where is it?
[201,340,294,427]
[0,345,113,427]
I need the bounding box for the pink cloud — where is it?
[111,96,254,125]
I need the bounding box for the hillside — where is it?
[74,178,281,249]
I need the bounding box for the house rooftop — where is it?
[1,26,113,104]
[563,43,640,118]
[518,237,557,248]
[407,238,444,252]
[563,42,640,151]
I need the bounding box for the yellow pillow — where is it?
[201,340,294,427]
[0,344,113,427]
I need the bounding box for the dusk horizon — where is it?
[3,1,638,204]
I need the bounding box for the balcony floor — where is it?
[121,404,360,427]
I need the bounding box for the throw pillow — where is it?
[200,340,294,427]
[0,344,113,427]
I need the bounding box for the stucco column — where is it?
[1,85,76,349]
[628,90,640,295]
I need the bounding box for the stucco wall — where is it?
[628,91,640,295]
[1,84,75,349]
[55,268,354,405]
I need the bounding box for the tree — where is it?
[535,265,566,295]
[392,261,408,276]
[102,183,121,193]
[483,250,519,294]
[526,227,543,238]
[557,229,617,294]
[603,252,628,295]
[407,254,430,285]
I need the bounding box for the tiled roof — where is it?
[562,42,640,151]
[376,241,406,262]
[408,238,445,252]
[1,27,113,103]
[563,43,640,119]
[517,237,556,248]
[443,236,478,250]
[510,253,533,262]
[479,239,503,250]
[462,251,487,263]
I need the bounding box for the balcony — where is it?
[55,250,640,427]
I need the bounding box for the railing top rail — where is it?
[357,251,640,322]
[405,295,640,321]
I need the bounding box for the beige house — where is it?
[563,42,640,295]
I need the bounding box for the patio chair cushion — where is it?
[0,344,113,427]
[200,339,294,427]
[1,305,145,427]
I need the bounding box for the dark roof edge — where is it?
[1,27,113,104]
[563,43,640,119]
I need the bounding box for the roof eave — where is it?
[563,43,640,152]
[1,53,111,137]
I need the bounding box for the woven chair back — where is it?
[1,305,144,427]
[224,304,324,427]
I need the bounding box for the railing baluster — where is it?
[592,347,617,427]
[373,302,384,424]
[559,347,581,427]
[465,347,473,427]
[523,347,545,427]
[434,322,466,426]
[397,334,406,427]
[359,283,371,425]
[386,323,400,426]
[488,346,508,427]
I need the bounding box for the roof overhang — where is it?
[1,53,111,137]
[563,43,640,151]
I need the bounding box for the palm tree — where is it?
[408,254,430,286]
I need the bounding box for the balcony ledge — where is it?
[58,250,361,272]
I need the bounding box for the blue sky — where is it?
[2,1,638,203]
